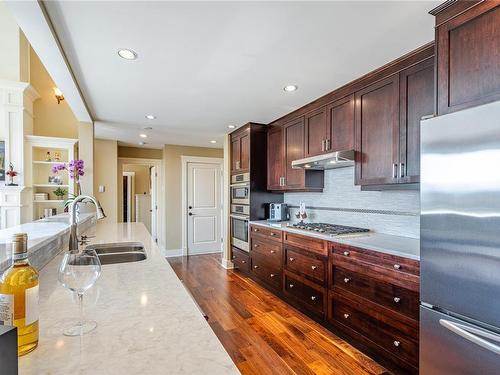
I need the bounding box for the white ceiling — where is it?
[44,1,437,149]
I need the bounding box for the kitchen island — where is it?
[18,222,239,375]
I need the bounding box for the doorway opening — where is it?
[119,158,163,247]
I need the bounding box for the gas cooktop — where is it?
[289,222,370,236]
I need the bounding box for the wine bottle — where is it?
[0,233,39,356]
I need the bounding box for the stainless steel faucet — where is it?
[69,195,106,251]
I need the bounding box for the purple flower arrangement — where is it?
[52,159,85,179]
[52,159,85,195]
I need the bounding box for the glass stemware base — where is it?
[63,320,98,336]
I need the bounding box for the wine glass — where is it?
[58,249,101,336]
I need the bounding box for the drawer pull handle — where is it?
[343,277,350,283]
[254,244,259,248]
[270,250,276,254]
[393,341,400,347]
[254,265,258,269]
[393,264,401,270]
[270,273,276,278]
[343,251,350,256]
[254,229,258,232]
[311,265,317,270]
[289,284,294,288]
[270,232,276,236]
[343,313,350,319]
[241,260,246,264]
[289,257,295,262]
[310,296,317,301]
[393,297,401,303]
[232,255,236,260]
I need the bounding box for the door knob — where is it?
[188,213,193,216]
[188,206,193,209]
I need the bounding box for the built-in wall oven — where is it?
[230,213,249,252]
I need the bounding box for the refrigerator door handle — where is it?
[439,319,500,355]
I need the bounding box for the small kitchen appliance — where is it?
[268,203,288,222]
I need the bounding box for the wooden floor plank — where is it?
[167,254,388,375]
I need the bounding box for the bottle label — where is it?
[0,294,14,325]
[25,285,39,325]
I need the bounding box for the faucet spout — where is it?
[69,195,106,251]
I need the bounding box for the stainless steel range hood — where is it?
[291,150,355,170]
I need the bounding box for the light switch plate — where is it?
[98,185,105,193]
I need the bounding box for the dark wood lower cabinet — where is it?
[241,229,419,373]
[232,247,250,274]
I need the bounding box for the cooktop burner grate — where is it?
[289,222,370,235]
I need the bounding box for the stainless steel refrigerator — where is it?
[420,100,500,374]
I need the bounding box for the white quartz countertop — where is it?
[250,221,420,260]
[18,222,239,375]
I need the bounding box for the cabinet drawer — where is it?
[332,266,419,320]
[232,247,250,274]
[251,253,281,290]
[251,237,282,267]
[284,246,326,285]
[331,243,419,276]
[250,225,282,242]
[330,293,418,367]
[284,271,325,315]
[284,232,327,256]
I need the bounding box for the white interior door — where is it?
[150,166,158,242]
[187,162,222,255]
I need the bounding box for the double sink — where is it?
[86,242,147,265]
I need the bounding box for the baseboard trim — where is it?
[220,258,234,269]
[188,249,223,256]
[163,248,183,258]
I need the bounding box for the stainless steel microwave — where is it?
[230,183,249,205]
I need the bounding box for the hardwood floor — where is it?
[167,254,390,375]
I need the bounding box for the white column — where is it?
[221,134,233,269]
[0,79,39,227]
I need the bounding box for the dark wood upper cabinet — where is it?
[284,117,306,189]
[432,1,500,115]
[230,127,250,175]
[267,125,284,190]
[355,75,400,186]
[305,107,328,157]
[327,94,355,152]
[399,58,434,184]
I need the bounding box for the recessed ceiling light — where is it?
[228,125,236,129]
[145,115,156,120]
[210,140,217,144]
[140,134,148,138]
[117,49,138,60]
[284,85,298,92]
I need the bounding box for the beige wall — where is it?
[163,144,223,250]
[94,139,118,223]
[123,164,150,221]
[30,48,79,139]
[118,146,162,159]
[78,122,94,195]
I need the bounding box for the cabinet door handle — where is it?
[241,260,246,264]
[326,139,331,151]
[343,313,350,319]
[253,265,259,269]
[289,257,295,262]
[270,232,276,236]
[270,273,276,278]
[393,264,401,270]
[343,277,350,283]
[393,297,401,303]
[343,251,350,256]
[393,163,398,178]
[253,244,259,248]
[289,284,294,288]
[393,341,401,347]
[311,265,317,270]
[270,250,276,254]
[236,161,240,170]
[253,228,259,232]
[399,163,405,178]
[310,296,317,301]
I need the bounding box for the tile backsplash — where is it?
[284,167,420,238]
